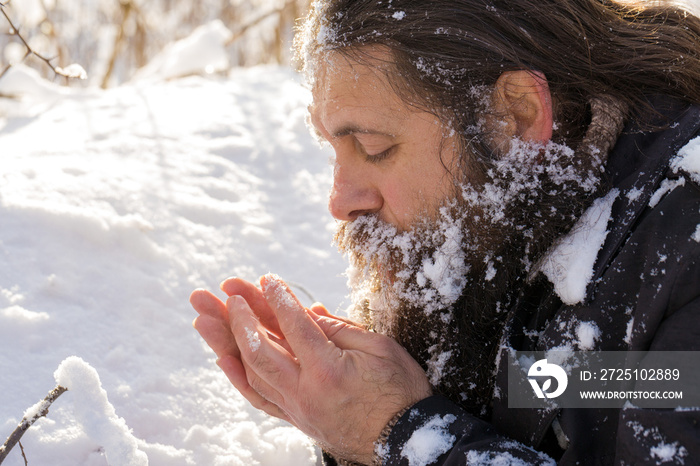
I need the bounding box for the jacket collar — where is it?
[584,98,700,304]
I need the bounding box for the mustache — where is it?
[333,203,476,318]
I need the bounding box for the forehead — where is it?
[310,49,412,133]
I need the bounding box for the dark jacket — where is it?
[380,99,700,465]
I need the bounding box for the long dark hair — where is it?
[295,0,700,150]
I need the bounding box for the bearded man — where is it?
[190,0,700,464]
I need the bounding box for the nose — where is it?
[328,161,382,221]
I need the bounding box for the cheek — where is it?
[378,171,445,226]
[378,137,459,226]
[375,176,416,226]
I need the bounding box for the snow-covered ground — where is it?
[0,63,348,465]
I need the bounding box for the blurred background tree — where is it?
[0,0,309,88]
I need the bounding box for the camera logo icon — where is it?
[528,359,568,399]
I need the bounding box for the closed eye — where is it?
[349,133,396,164]
[364,145,395,164]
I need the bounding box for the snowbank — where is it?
[54,357,148,466]
[0,65,347,465]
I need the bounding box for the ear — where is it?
[491,70,553,144]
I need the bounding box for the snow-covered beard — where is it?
[334,137,606,416]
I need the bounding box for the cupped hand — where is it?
[220,274,432,464]
[190,284,292,421]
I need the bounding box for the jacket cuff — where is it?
[376,395,497,465]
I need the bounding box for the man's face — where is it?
[308,49,460,231]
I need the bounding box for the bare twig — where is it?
[0,385,68,465]
[0,2,84,81]
[287,281,317,304]
[225,0,297,46]
[18,441,28,466]
[37,0,66,69]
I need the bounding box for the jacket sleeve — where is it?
[380,396,555,465]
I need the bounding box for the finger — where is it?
[219,357,293,423]
[220,277,282,336]
[227,295,301,398]
[308,302,332,317]
[308,313,410,364]
[217,354,292,423]
[309,303,363,327]
[190,289,228,321]
[224,294,293,354]
[307,313,373,350]
[193,314,240,358]
[260,274,337,365]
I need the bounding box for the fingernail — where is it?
[219,276,237,290]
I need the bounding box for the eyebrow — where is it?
[331,124,395,139]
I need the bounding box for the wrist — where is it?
[321,404,415,466]
[371,405,412,465]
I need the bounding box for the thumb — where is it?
[308,312,378,351]
[309,303,366,328]
[309,302,332,317]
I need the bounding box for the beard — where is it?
[334,137,606,417]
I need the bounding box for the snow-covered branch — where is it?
[0,385,68,465]
[0,2,86,82]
